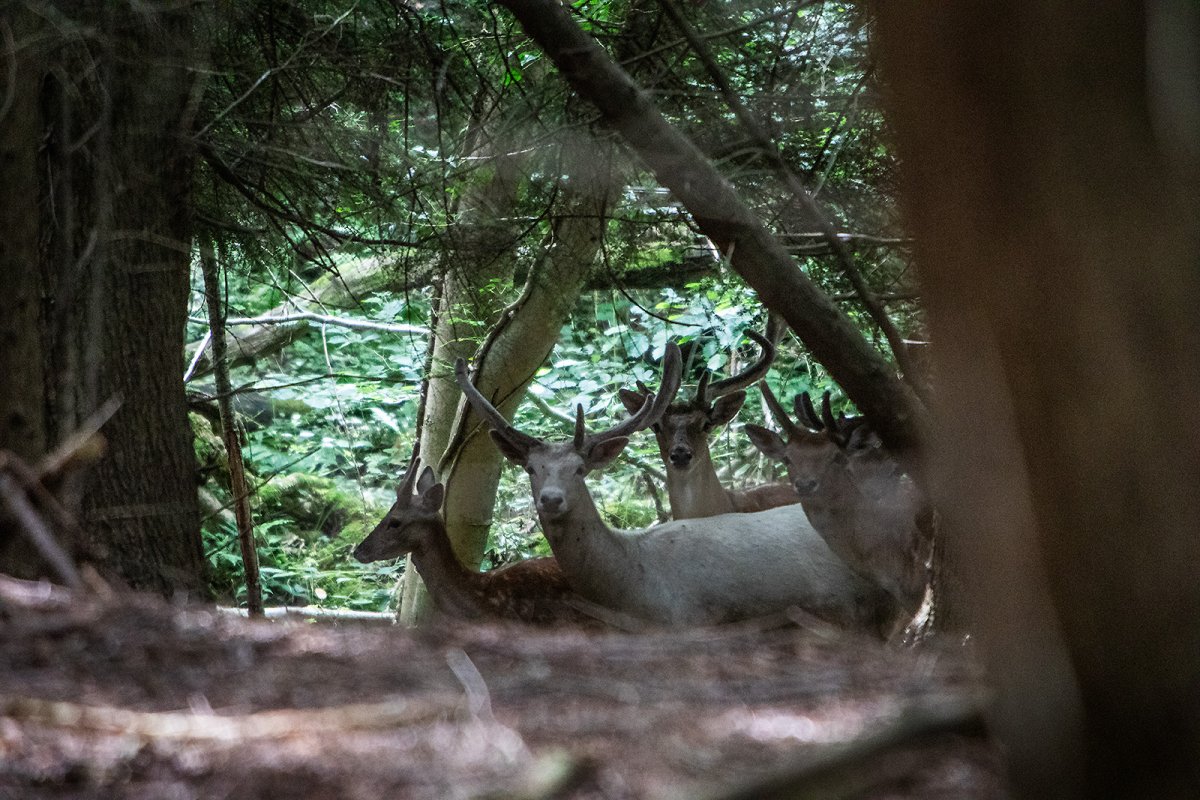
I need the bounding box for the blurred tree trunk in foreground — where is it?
[871,2,1200,798]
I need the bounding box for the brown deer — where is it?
[618,330,799,519]
[353,453,594,626]
[456,344,891,630]
[745,386,930,636]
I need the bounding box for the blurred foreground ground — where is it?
[0,579,1005,799]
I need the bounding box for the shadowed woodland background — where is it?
[0,1,1198,798]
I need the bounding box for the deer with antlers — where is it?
[618,330,799,519]
[745,387,931,636]
[455,344,890,630]
[353,453,595,626]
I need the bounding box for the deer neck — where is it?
[665,451,735,519]
[535,481,638,605]
[407,520,488,619]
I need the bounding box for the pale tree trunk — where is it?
[399,139,620,623]
[185,255,433,380]
[871,2,1200,798]
[398,134,525,621]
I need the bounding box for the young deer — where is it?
[745,387,930,635]
[618,330,798,519]
[455,344,889,630]
[353,454,592,626]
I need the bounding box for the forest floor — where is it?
[0,578,1008,799]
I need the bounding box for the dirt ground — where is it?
[0,578,1008,799]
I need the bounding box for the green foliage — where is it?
[190,0,916,611]
[203,518,397,611]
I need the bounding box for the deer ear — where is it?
[708,391,746,428]
[419,482,445,511]
[744,423,786,459]
[586,436,629,470]
[416,466,437,494]
[618,388,648,416]
[489,430,529,465]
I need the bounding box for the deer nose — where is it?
[793,478,818,496]
[538,489,566,514]
[669,446,692,467]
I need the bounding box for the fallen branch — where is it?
[0,692,464,742]
[216,605,395,623]
[188,311,427,335]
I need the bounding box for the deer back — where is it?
[457,348,890,631]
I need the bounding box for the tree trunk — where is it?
[399,140,620,623]
[492,0,927,460]
[0,3,51,577]
[81,2,207,597]
[184,255,434,380]
[2,2,208,596]
[398,134,525,622]
[871,2,1200,798]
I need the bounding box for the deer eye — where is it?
[524,465,534,475]
[574,466,584,476]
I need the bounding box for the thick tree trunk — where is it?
[492,0,927,460]
[871,2,1200,798]
[80,3,206,596]
[0,3,51,577]
[1,2,207,595]
[441,141,619,554]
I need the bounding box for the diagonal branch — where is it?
[492,0,927,458]
[656,0,917,383]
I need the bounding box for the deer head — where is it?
[454,343,682,521]
[745,386,871,497]
[353,450,445,562]
[618,330,774,474]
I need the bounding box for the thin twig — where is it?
[0,472,82,590]
[199,239,264,617]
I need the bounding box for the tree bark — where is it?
[11,2,208,596]
[83,3,207,597]
[871,2,1200,798]
[492,0,927,460]
[0,3,50,576]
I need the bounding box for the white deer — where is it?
[454,345,890,631]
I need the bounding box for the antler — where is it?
[758,382,803,438]
[794,391,824,431]
[817,391,871,447]
[453,358,543,453]
[698,329,776,407]
[396,443,423,498]
[587,342,682,448]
